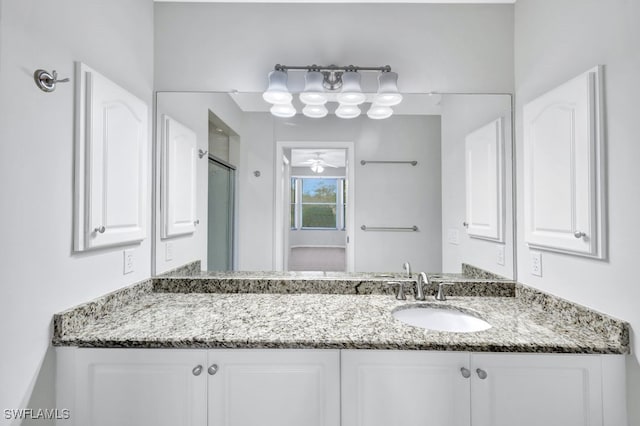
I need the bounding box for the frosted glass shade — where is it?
[375,72,403,106]
[335,104,361,119]
[299,71,328,105]
[302,104,328,118]
[270,103,296,118]
[263,70,292,105]
[310,164,324,173]
[367,104,393,120]
[337,72,366,105]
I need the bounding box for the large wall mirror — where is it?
[153,92,515,279]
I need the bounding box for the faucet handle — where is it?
[386,281,407,301]
[402,262,412,278]
[435,281,455,301]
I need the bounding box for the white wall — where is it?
[441,94,514,278]
[154,2,514,94]
[514,0,640,422]
[0,0,154,422]
[154,92,243,274]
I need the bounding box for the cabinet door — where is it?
[465,117,505,242]
[471,353,603,426]
[523,66,605,258]
[207,349,340,426]
[161,115,198,238]
[74,62,148,251]
[341,350,470,426]
[66,348,207,426]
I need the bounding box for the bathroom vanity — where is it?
[53,267,628,426]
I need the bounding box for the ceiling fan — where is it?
[300,153,339,173]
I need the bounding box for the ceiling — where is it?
[291,149,347,168]
[156,0,514,3]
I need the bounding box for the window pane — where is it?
[302,204,336,228]
[290,204,296,228]
[302,179,337,203]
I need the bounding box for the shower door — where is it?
[208,157,235,271]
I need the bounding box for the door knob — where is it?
[192,365,203,376]
[93,226,106,234]
[208,364,219,375]
[476,368,488,380]
[460,367,471,379]
[574,231,586,238]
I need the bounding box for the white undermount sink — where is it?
[392,305,492,333]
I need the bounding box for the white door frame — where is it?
[274,141,356,272]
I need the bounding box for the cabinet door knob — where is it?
[192,365,203,376]
[93,226,106,234]
[574,231,586,238]
[463,222,469,228]
[208,364,219,375]
[460,367,471,379]
[194,219,200,226]
[476,368,488,380]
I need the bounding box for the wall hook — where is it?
[198,149,208,159]
[33,69,70,93]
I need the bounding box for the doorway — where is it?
[208,157,235,271]
[274,142,355,272]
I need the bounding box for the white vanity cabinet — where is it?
[341,350,625,426]
[341,350,470,426]
[56,348,341,426]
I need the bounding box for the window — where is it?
[291,177,346,230]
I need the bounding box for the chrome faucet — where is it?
[435,281,454,301]
[402,262,412,279]
[415,272,429,301]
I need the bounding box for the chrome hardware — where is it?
[463,222,469,228]
[360,160,418,166]
[253,170,261,177]
[402,262,412,279]
[33,69,70,92]
[198,149,208,159]
[415,272,429,301]
[192,365,203,376]
[386,281,407,301]
[361,225,418,232]
[435,282,454,301]
[93,226,106,234]
[574,231,586,239]
[460,367,471,379]
[208,364,219,375]
[476,368,488,380]
[194,220,200,226]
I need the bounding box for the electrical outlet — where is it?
[496,245,505,266]
[123,249,134,275]
[165,242,174,262]
[447,229,459,245]
[530,251,542,277]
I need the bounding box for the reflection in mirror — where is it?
[154,92,513,279]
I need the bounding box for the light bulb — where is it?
[335,104,361,119]
[375,71,403,106]
[300,71,328,105]
[302,104,328,118]
[263,70,292,105]
[270,103,296,118]
[337,72,365,106]
[367,104,393,120]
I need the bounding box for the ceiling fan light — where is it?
[302,104,328,118]
[335,104,361,119]
[367,104,393,120]
[311,163,325,173]
[263,70,292,105]
[375,71,403,106]
[300,71,328,105]
[337,72,365,106]
[270,103,296,118]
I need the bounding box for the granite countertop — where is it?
[53,264,629,354]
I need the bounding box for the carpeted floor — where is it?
[288,247,346,272]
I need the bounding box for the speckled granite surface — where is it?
[461,263,508,280]
[157,260,202,277]
[52,293,627,353]
[153,271,516,298]
[53,267,629,354]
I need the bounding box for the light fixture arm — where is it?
[274,64,392,73]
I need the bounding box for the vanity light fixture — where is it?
[263,64,402,119]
